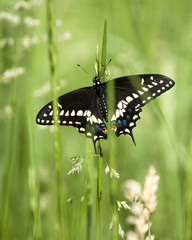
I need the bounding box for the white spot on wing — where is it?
[88,117,93,124]
[133,93,139,98]
[98,118,102,124]
[122,100,128,105]
[126,96,133,103]
[117,101,123,109]
[80,127,85,132]
[135,104,141,108]
[92,115,97,123]
[111,115,116,121]
[57,103,62,108]
[60,110,64,116]
[152,81,158,86]
[129,122,134,127]
[119,110,124,117]
[43,113,47,117]
[150,76,154,80]
[138,90,144,95]
[87,110,91,117]
[125,128,130,133]
[71,110,75,116]
[142,87,148,92]
[77,110,83,116]
[48,105,52,109]
[83,110,87,116]
[65,111,69,116]
[141,78,144,85]
[49,110,53,116]
[116,109,120,118]
[37,118,40,123]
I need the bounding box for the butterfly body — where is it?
[36,73,175,148]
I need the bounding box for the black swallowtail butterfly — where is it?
[36,73,175,150]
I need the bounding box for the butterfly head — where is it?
[93,76,101,86]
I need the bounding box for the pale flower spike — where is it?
[105,165,120,179]
[123,165,159,240]
[117,201,131,211]
[118,223,126,239]
[14,0,43,10]
[67,162,82,175]
[0,12,20,24]
[105,165,110,174]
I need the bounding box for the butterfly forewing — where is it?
[111,74,175,108]
[36,86,107,144]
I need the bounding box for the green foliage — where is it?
[0,0,192,239]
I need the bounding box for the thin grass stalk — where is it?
[95,19,107,240]
[101,20,118,240]
[95,46,103,240]
[109,137,118,240]
[46,1,66,239]
[108,115,118,239]
[85,140,95,240]
[27,110,41,240]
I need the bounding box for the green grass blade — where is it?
[95,18,108,240]
[46,1,66,239]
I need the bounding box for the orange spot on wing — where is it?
[102,126,107,132]
[111,125,117,130]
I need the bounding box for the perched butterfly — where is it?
[36,70,175,150]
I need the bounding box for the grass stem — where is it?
[46,1,66,239]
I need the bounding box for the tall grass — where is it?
[0,0,192,239]
[46,0,66,239]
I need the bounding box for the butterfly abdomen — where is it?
[93,83,108,122]
[98,95,108,122]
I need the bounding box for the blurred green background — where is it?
[0,0,192,239]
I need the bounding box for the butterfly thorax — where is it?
[93,76,108,122]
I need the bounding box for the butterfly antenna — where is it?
[77,64,94,78]
[100,59,112,80]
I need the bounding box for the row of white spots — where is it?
[115,108,126,118]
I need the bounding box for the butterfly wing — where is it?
[105,74,175,142]
[36,86,107,145]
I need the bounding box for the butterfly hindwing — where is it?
[110,107,142,144]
